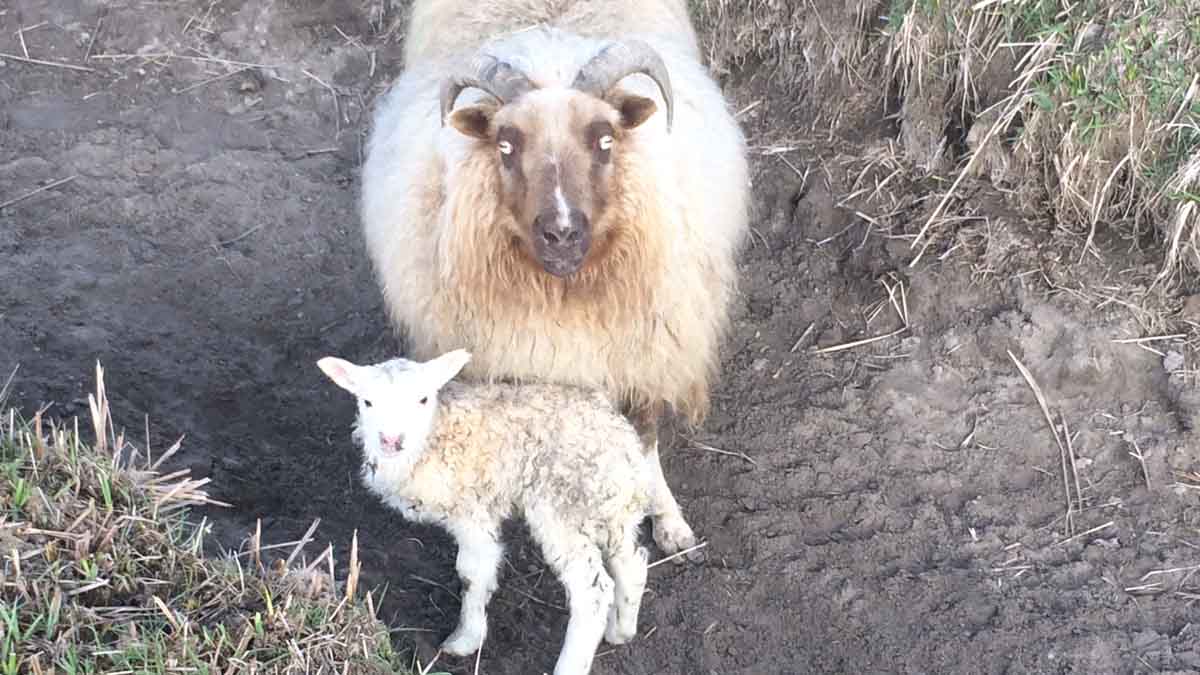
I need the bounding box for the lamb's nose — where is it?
[380,433,403,447]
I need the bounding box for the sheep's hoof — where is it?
[651,513,705,564]
[440,627,484,657]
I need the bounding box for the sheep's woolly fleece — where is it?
[360,4,750,426]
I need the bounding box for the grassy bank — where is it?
[0,363,421,674]
[694,0,1200,281]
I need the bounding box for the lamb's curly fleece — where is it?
[353,373,655,675]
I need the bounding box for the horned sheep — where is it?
[359,0,750,562]
[317,349,655,675]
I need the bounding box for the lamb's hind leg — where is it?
[441,521,503,657]
[530,518,614,675]
[645,439,702,562]
[604,522,649,645]
[632,403,702,563]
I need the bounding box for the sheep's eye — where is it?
[363,400,373,408]
[419,396,429,405]
[598,135,614,151]
[498,140,513,155]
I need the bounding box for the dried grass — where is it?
[880,2,1197,278]
[0,362,419,674]
[692,0,881,81]
[693,0,1200,344]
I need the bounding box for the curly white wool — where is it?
[317,349,656,675]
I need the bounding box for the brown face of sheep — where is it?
[448,91,659,278]
[440,42,674,278]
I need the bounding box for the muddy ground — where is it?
[3,2,1200,674]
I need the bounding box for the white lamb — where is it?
[316,348,655,675]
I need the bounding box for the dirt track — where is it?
[4,2,1200,673]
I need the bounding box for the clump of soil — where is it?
[3,1,1200,673]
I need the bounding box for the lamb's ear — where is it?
[317,356,362,396]
[425,349,472,388]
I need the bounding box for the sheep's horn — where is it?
[440,54,536,124]
[571,40,674,131]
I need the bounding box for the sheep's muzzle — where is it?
[532,206,591,277]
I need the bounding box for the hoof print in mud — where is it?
[755,167,809,250]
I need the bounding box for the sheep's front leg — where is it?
[441,522,503,657]
[630,402,703,564]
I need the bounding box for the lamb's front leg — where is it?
[441,521,503,657]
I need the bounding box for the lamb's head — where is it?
[441,40,674,278]
[316,350,473,457]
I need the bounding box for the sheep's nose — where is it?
[534,210,588,247]
[380,432,403,448]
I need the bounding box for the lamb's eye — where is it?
[498,140,513,155]
[598,135,613,151]
[419,396,429,405]
[363,400,373,408]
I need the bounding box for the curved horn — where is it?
[439,54,536,125]
[571,40,674,131]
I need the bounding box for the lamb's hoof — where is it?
[604,623,636,645]
[605,605,621,645]
[552,655,595,675]
[440,626,483,657]
[604,603,635,645]
[636,544,652,567]
[651,513,705,564]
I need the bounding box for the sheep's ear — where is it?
[448,104,495,140]
[317,356,362,396]
[614,94,658,130]
[425,349,472,388]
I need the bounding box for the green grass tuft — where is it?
[0,362,427,675]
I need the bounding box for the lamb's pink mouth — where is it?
[378,441,406,455]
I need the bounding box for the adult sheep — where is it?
[359,0,750,560]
